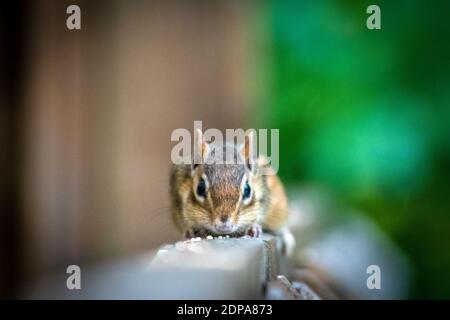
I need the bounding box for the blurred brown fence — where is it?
[0,0,258,297]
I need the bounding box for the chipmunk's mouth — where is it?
[212,222,237,235]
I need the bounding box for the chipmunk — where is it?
[170,129,294,254]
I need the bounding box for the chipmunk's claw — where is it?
[184,229,194,239]
[184,228,208,239]
[245,224,262,238]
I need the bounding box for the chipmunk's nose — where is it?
[215,215,235,234]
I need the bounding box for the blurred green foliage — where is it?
[254,0,450,298]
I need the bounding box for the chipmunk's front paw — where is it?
[183,228,204,239]
[245,224,262,238]
[183,229,194,239]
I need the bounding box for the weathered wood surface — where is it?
[25,235,320,299]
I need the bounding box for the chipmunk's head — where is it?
[186,130,262,235]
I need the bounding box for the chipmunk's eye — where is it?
[196,178,207,198]
[243,180,251,201]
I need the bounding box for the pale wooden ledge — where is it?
[24,235,320,299]
[148,235,279,299]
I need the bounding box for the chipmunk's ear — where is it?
[242,131,256,172]
[193,128,209,169]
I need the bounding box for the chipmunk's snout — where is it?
[214,215,236,234]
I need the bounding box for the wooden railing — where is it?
[25,235,320,299]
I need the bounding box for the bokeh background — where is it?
[1,0,449,298]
